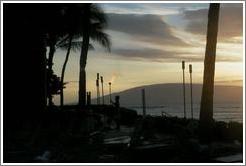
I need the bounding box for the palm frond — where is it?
[73,33,83,40]
[59,41,94,51]
[90,30,111,52]
[91,22,104,30]
[88,44,95,50]
[90,4,107,26]
[56,35,70,48]
[59,41,81,52]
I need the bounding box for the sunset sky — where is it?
[52,3,243,104]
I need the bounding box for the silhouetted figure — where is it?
[142,89,146,118]
[86,91,91,106]
[112,96,120,130]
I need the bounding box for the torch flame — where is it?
[110,73,119,84]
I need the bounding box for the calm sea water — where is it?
[127,103,243,123]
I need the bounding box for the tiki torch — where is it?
[182,61,186,118]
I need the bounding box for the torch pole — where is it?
[101,76,104,105]
[189,64,193,119]
[182,61,186,118]
[109,82,112,104]
[96,73,100,105]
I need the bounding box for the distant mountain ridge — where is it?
[95,83,243,107]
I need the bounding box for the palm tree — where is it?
[199,3,220,141]
[78,4,111,107]
[58,4,94,108]
[60,36,73,108]
[45,4,82,106]
[46,35,71,106]
[59,39,96,107]
[45,5,69,106]
[58,4,86,108]
[59,37,83,108]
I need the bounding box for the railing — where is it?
[161,111,172,117]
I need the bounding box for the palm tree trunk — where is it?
[47,44,56,106]
[199,3,220,141]
[79,5,90,107]
[79,34,89,107]
[79,66,87,107]
[60,36,73,108]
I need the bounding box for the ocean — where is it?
[127,103,243,123]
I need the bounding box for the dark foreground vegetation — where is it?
[3,3,242,163]
[4,105,242,163]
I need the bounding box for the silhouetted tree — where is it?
[79,4,111,107]
[59,39,94,107]
[46,68,64,106]
[200,3,220,141]
[60,37,73,108]
[45,4,84,106]
[45,5,68,106]
[58,4,85,108]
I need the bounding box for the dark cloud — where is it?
[112,48,241,62]
[183,9,207,34]
[107,13,188,46]
[183,5,243,39]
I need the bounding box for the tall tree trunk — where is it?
[79,67,87,107]
[199,3,220,142]
[47,44,56,106]
[79,5,90,107]
[79,35,89,107]
[60,36,73,108]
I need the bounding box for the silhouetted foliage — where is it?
[57,4,84,108]
[46,68,65,106]
[4,4,242,163]
[78,4,111,107]
[45,5,74,106]
[43,4,85,106]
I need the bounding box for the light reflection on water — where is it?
[127,103,243,123]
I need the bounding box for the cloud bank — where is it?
[183,5,243,39]
[107,13,188,46]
